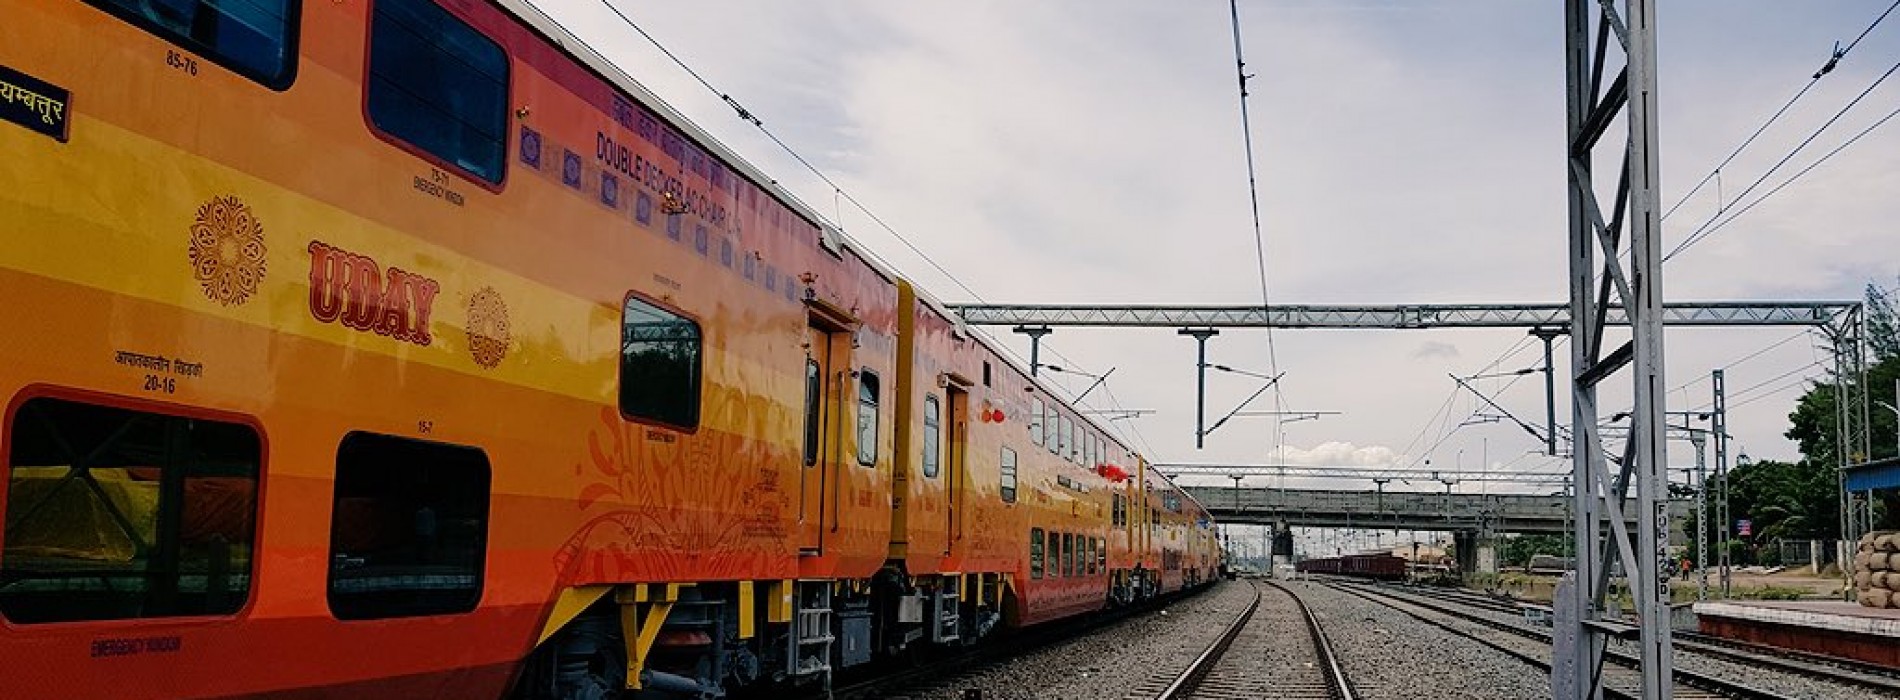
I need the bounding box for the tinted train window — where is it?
[88,0,298,88]
[1029,528,1044,579]
[620,296,702,430]
[328,432,489,620]
[1043,403,1057,453]
[0,396,259,624]
[802,359,820,466]
[855,371,879,467]
[367,0,508,184]
[921,395,940,479]
[1062,533,1074,577]
[1056,415,1070,460]
[999,447,1017,503]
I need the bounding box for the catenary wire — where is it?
[1660,0,1899,222]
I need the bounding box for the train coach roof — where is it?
[495,0,899,286]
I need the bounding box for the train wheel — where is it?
[516,613,626,700]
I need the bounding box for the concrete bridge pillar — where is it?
[1453,531,1500,574]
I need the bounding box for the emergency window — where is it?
[87,0,298,88]
[999,447,1017,503]
[620,296,702,430]
[1029,528,1044,579]
[367,0,509,184]
[856,371,879,466]
[921,395,941,478]
[0,397,259,624]
[328,432,490,620]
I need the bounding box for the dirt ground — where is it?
[1484,567,1849,604]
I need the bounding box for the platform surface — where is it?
[1694,599,1900,638]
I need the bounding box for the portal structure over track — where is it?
[946,301,1857,329]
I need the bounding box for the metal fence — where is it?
[1771,539,1839,572]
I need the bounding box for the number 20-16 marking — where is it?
[142,375,176,394]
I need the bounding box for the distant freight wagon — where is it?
[1295,553,1409,581]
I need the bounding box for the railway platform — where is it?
[1694,599,1900,667]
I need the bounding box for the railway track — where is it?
[827,583,1222,700]
[1134,580,1354,700]
[1325,582,1789,699]
[1378,582,1900,697]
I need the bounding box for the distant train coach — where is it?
[1295,553,1408,581]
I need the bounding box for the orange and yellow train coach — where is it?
[0,0,1220,697]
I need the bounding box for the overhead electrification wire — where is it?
[1666,3,1900,261]
[1674,99,1900,257]
[588,0,987,303]
[1227,0,1296,462]
[567,0,1176,465]
[1661,0,1897,222]
[1667,328,1813,397]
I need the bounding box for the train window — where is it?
[1083,432,1095,468]
[620,296,702,430]
[921,394,940,479]
[802,359,820,467]
[855,371,879,467]
[999,447,1017,503]
[1062,533,1075,577]
[1056,415,1070,461]
[1029,528,1044,580]
[0,397,259,624]
[1096,537,1107,573]
[1028,398,1043,445]
[1083,537,1093,575]
[86,0,298,89]
[366,0,509,185]
[1043,403,1057,453]
[1111,493,1124,527]
[328,432,490,620]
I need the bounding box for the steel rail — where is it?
[1274,579,1358,700]
[1153,582,1262,699]
[1329,582,1792,700]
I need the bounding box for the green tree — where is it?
[1499,533,1571,568]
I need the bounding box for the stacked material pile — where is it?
[1853,531,1900,608]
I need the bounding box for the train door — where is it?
[800,322,844,553]
[943,384,969,552]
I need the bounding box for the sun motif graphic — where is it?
[467,286,512,369]
[187,196,267,306]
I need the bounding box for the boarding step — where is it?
[788,582,834,681]
[932,576,961,643]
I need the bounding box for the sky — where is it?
[525,0,1900,515]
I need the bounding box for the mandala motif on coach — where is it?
[188,195,267,306]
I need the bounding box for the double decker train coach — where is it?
[0,0,1212,698]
